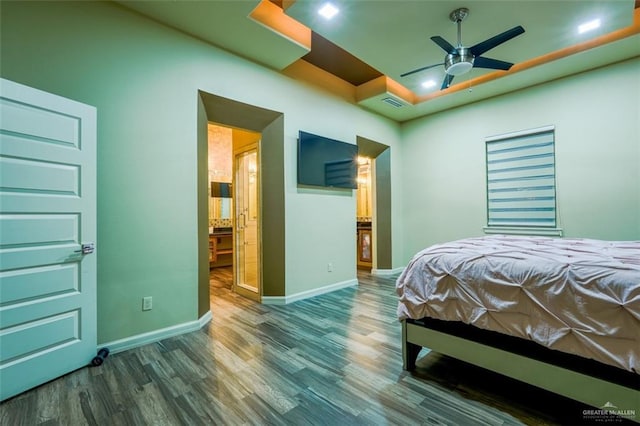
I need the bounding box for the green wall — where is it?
[0,1,402,343]
[400,58,640,261]
[3,1,637,346]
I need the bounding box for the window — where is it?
[485,125,561,236]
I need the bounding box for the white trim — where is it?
[485,124,555,142]
[100,311,212,354]
[199,310,213,328]
[262,278,358,305]
[261,295,288,305]
[371,267,405,276]
[483,226,563,237]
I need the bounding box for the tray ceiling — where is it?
[116,0,640,122]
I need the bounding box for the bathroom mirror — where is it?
[210,197,232,220]
[210,181,232,221]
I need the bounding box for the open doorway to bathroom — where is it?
[198,91,289,317]
[356,136,392,274]
[356,156,373,270]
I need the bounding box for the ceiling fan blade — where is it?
[400,63,443,78]
[469,25,525,56]
[473,56,514,71]
[441,74,455,90]
[430,36,457,54]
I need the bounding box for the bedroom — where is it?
[0,0,638,422]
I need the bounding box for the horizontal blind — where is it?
[486,127,556,227]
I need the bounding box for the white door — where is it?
[233,144,260,302]
[0,78,97,401]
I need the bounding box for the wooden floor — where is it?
[0,268,628,425]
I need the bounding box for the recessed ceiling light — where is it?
[318,3,339,20]
[421,80,437,89]
[578,18,601,34]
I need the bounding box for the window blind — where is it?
[486,126,556,228]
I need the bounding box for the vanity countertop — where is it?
[209,227,232,236]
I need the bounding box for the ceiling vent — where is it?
[381,96,406,108]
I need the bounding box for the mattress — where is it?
[396,235,640,373]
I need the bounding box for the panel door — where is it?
[0,78,97,401]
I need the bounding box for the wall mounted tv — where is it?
[297,131,358,189]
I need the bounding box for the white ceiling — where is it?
[116,0,640,122]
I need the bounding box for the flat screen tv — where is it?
[297,131,358,189]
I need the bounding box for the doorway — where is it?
[356,136,392,273]
[356,156,373,270]
[198,92,285,316]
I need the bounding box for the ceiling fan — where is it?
[401,7,525,90]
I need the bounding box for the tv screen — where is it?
[297,131,358,189]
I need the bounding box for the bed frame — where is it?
[402,318,640,423]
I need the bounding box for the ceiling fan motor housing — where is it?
[445,47,474,75]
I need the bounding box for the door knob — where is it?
[75,243,95,255]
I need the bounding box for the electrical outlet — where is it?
[327,263,333,272]
[142,296,153,311]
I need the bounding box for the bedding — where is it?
[396,235,640,373]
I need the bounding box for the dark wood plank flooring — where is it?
[1,268,628,425]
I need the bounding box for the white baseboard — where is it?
[371,267,405,276]
[199,310,213,328]
[100,310,212,354]
[262,278,358,305]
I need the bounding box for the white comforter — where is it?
[396,235,640,373]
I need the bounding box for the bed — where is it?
[396,235,640,420]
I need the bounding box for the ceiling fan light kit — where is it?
[401,7,525,89]
[445,47,474,75]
